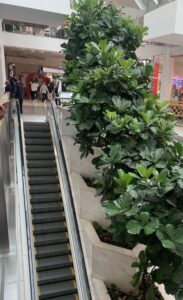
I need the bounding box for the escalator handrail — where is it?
[48,101,92,300]
[15,100,37,300]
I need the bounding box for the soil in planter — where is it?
[93,222,135,250]
[83,176,96,188]
[107,284,164,300]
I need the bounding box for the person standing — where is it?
[40,82,49,102]
[31,80,39,101]
[16,80,24,113]
[47,82,54,101]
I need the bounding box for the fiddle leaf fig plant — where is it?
[68,40,152,157]
[63,0,183,298]
[102,148,183,298]
[62,0,147,86]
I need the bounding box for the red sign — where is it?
[152,58,160,95]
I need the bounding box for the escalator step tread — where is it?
[25,132,51,138]
[34,222,66,235]
[35,244,70,259]
[32,212,65,224]
[37,255,73,272]
[24,127,50,133]
[28,161,56,168]
[39,281,77,300]
[29,176,59,186]
[34,232,68,246]
[31,194,62,203]
[44,296,78,300]
[30,184,60,194]
[38,267,75,285]
[26,145,54,153]
[32,202,63,214]
[27,153,55,160]
[28,168,58,176]
[24,122,49,127]
[25,139,53,145]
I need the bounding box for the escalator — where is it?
[23,121,79,300]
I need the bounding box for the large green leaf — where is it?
[127,220,142,235]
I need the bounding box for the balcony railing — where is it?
[2,20,68,39]
[135,0,175,12]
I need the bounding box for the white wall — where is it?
[144,1,177,41]
[174,0,183,35]
[136,44,164,60]
[1,32,65,52]
[0,0,71,15]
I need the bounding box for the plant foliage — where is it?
[63,0,183,298]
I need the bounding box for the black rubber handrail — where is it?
[15,100,37,300]
[49,102,92,300]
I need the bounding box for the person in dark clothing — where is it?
[5,80,13,94]
[15,80,24,113]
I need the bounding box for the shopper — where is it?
[15,80,24,114]
[31,80,39,101]
[40,82,49,102]
[54,81,61,106]
[47,82,54,101]
[4,80,13,94]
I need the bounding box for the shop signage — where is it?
[172,77,183,87]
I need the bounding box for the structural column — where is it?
[160,46,172,102]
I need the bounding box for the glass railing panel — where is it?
[2,20,68,39]
[135,0,175,12]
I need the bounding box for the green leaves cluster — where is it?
[69,40,153,157]
[62,0,147,86]
[63,0,183,298]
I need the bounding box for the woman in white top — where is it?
[40,82,49,102]
[31,80,39,101]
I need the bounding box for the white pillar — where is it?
[160,47,172,102]
[0,20,6,95]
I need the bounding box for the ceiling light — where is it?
[134,0,146,10]
[153,0,159,4]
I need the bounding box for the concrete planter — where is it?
[91,278,175,300]
[62,136,100,177]
[82,220,144,294]
[92,278,111,300]
[70,172,109,228]
[59,107,77,138]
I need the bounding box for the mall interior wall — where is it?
[0,0,71,15]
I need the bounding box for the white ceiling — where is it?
[4,46,64,68]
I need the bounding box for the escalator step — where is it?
[35,244,70,259]
[32,212,65,224]
[28,160,56,168]
[38,267,75,285]
[45,295,78,300]
[25,138,52,145]
[39,281,77,300]
[30,184,60,194]
[24,122,49,127]
[32,202,63,214]
[24,127,50,133]
[37,255,73,272]
[34,222,66,235]
[29,176,59,186]
[31,193,62,203]
[26,145,54,153]
[34,232,68,246]
[28,168,58,177]
[25,131,51,138]
[27,153,55,161]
